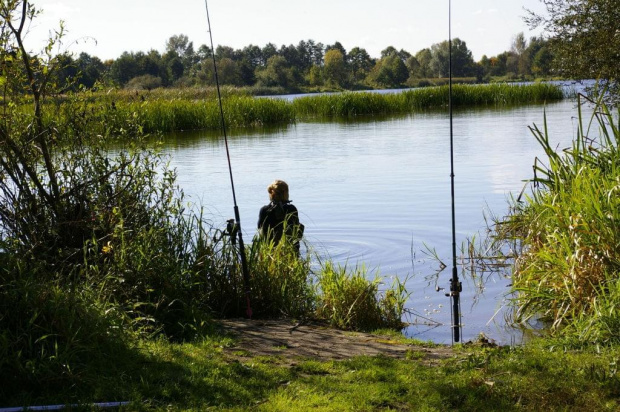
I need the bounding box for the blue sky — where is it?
[29,0,548,61]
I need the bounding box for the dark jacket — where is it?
[257,201,303,247]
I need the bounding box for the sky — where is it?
[27,0,548,62]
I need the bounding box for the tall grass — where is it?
[46,83,565,136]
[315,262,409,331]
[293,83,564,118]
[494,94,620,342]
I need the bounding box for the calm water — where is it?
[162,99,585,344]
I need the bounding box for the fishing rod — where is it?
[447,0,462,343]
[204,0,252,318]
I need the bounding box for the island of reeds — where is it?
[45,83,565,137]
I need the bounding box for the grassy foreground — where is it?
[4,332,619,411]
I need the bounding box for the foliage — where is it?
[246,235,315,319]
[526,0,620,94]
[47,26,561,93]
[323,48,347,88]
[429,38,477,78]
[292,84,564,118]
[125,74,163,90]
[315,262,407,331]
[491,95,620,342]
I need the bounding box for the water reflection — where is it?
[160,99,586,344]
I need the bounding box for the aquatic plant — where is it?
[315,262,408,331]
[494,94,620,342]
[292,83,564,118]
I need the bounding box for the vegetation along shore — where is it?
[50,82,565,136]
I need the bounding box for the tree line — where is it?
[56,33,555,92]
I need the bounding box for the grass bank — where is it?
[3,331,619,411]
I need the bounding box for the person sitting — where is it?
[257,179,304,253]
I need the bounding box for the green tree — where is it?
[216,57,243,85]
[109,52,140,85]
[75,52,106,88]
[166,34,194,63]
[368,54,408,88]
[325,41,347,62]
[348,47,373,83]
[414,48,432,78]
[261,43,278,65]
[323,48,347,87]
[526,0,620,89]
[429,38,475,78]
[256,55,295,89]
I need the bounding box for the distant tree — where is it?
[526,0,620,90]
[323,48,347,87]
[381,46,398,58]
[429,38,475,77]
[414,48,432,78]
[125,74,163,90]
[405,55,421,80]
[348,47,373,83]
[511,32,530,76]
[256,55,295,89]
[195,44,212,64]
[166,34,194,59]
[307,65,323,86]
[261,43,278,66]
[489,52,510,77]
[216,57,243,86]
[369,54,408,88]
[325,41,347,62]
[216,45,235,60]
[531,46,554,76]
[109,52,140,85]
[75,53,106,88]
[52,53,78,91]
[167,56,184,82]
[237,44,263,85]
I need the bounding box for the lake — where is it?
[162,98,585,344]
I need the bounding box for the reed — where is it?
[246,236,316,319]
[495,94,620,342]
[46,83,565,136]
[315,262,408,331]
[292,83,564,118]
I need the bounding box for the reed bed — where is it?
[47,83,565,135]
[494,95,620,342]
[292,83,564,117]
[315,262,408,331]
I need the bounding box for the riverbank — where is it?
[3,319,619,410]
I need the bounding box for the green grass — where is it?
[292,83,564,118]
[3,334,619,411]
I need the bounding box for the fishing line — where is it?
[204,0,252,318]
[448,0,462,343]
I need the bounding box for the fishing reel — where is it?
[213,218,240,245]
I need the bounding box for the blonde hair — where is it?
[267,179,289,202]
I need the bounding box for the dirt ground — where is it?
[218,318,454,366]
